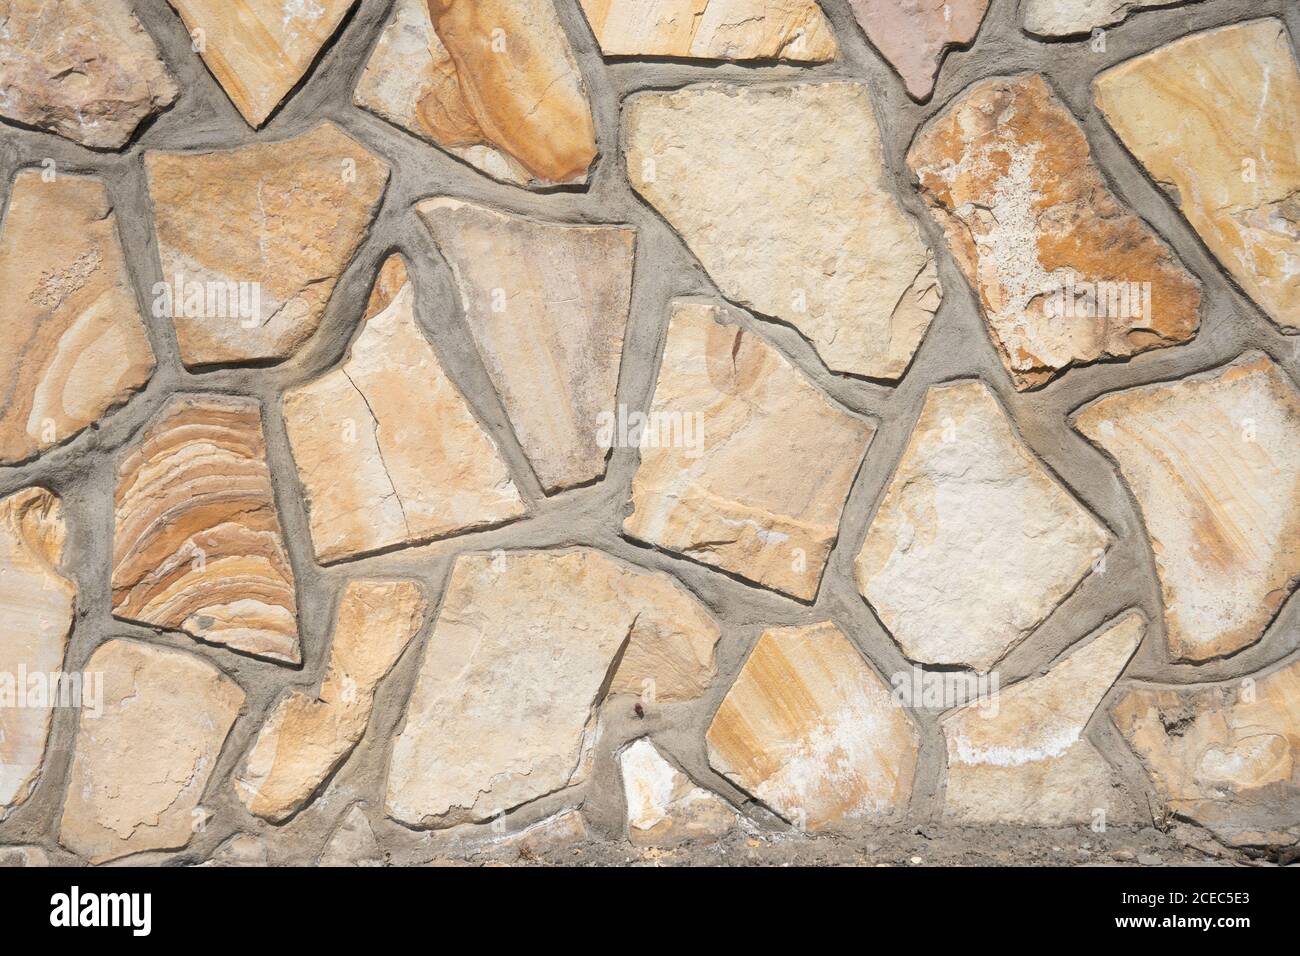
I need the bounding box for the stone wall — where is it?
[0,0,1297,867]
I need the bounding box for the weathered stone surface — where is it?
[386,548,720,826]
[0,171,156,466]
[857,380,1109,671]
[621,739,738,847]
[0,0,178,148]
[624,83,941,380]
[144,123,388,367]
[283,256,524,562]
[707,622,919,831]
[199,833,267,867]
[418,199,635,493]
[59,639,244,864]
[1094,18,1300,331]
[626,302,874,601]
[354,0,596,187]
[909,74,1201,390]
[942,611,1143,824]
[1073,353,1300,661]
[0,846,49,867]
[578,0,837,61]
[1023,0,1195,37]
[166,0,354,127]
[1113,658,1300,850]
[482,808,589,859]
[847,0,990,100]
[319,805,383,866]
[0,488,74,819]
[112,395,300,664]
[236,581,425,822]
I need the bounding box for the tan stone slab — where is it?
[847,0,990,100]
[1023,0,1198,37]
[621,738,739,847]
[318,805,383,866]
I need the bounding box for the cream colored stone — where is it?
[482,808,589,859]
[624,82,941,380]
[1073,353,1300,661]
[707,622,919,831]
[1094,18,1300,331]
[847,0,990,100]
[625,302,874,601]
[1023,0,1196,36]
[418,198,634,493]
[319,805,383,866]
[283,256,524,563]
[857,380,1109,670]
[59,639,244,864]
[621,739,738,847]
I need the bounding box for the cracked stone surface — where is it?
[847,0,991,101]
[620,738,740,847]
[1022,0,1197,36]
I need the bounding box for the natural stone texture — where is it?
[112,394,301,665]
[386,548,720,827]
[0,171,156,466]
[624,82,941,380]
[165,0,354,127]
[283,255,524,562]
[0,488,74,819]
[144,123,388,367]
[354,0,596,187]
[0,0,178,148]
[707,622,919,831]
[1094,18,1300,332]
[578,0,837,61]
[847,0,990,101]
[857,380,1109,671]
[319,805,383,866]
[236,581,425,822]
[909,74,1201,390]
[625,302,875,601]
[418,199,635,493]
[484,808,589,858]
[0,846,49,867]
[59,639,244,864]
[1073,353,1300,662]
[1022,0,1194,37]
[1112,658,1300,850]
[199,833,267,867]
[620,738,739,847]
[942,611,1143,824]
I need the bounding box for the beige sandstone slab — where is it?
[283,256,524,562]
[354,0,596,187]
[624,83,941,380]
[144,123,388,367]
[856,380,1110,671]
[1094,19,1300,331]
[1023,0,1197,36]
[0,0,178,148]
[1073,353,1300,661]
[236,581,425,822]
[621,738,739,847]
[707,622,919,831]
[909,74,1201,390]
[112,394,300,664]
[59,639,244,864]
[478,808,590,860]
[418,198,634,493]
[625,302,874,601]
[0,488,74,819]
[942,611,1143,825]
[847,0,990,100]
[0,171,156,466]
[319,805,384,866]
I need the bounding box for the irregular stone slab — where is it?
[0,488,74,819]
[707,622,919,831]
[0,846,49,867]
[166,0,354,127]
[386,548,720,826]
[1112,658,1300,850]
[847,0,990,101]
[418,199,635,493]
[626,302,874,601]
[59,639,244,864]
[480,808,589,859]
[1094,19,1300,331]
[354,0,596,187]
[198,833,267,867]
[578,0,837,61]
[624,83,941,379]
[1073,353,1300,661]
[909,74,1201,390]
[621,739,739,847]
[112,394,300,664]
[283,256,524,562]
[943,611,1143,824]
[857,380,1109,671]
[144,123,388,367]
[319,805,383,866]
[0,0,178,148]
[0,171,156,466]
[1023,0,1196,37]
[236,581,424,821]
